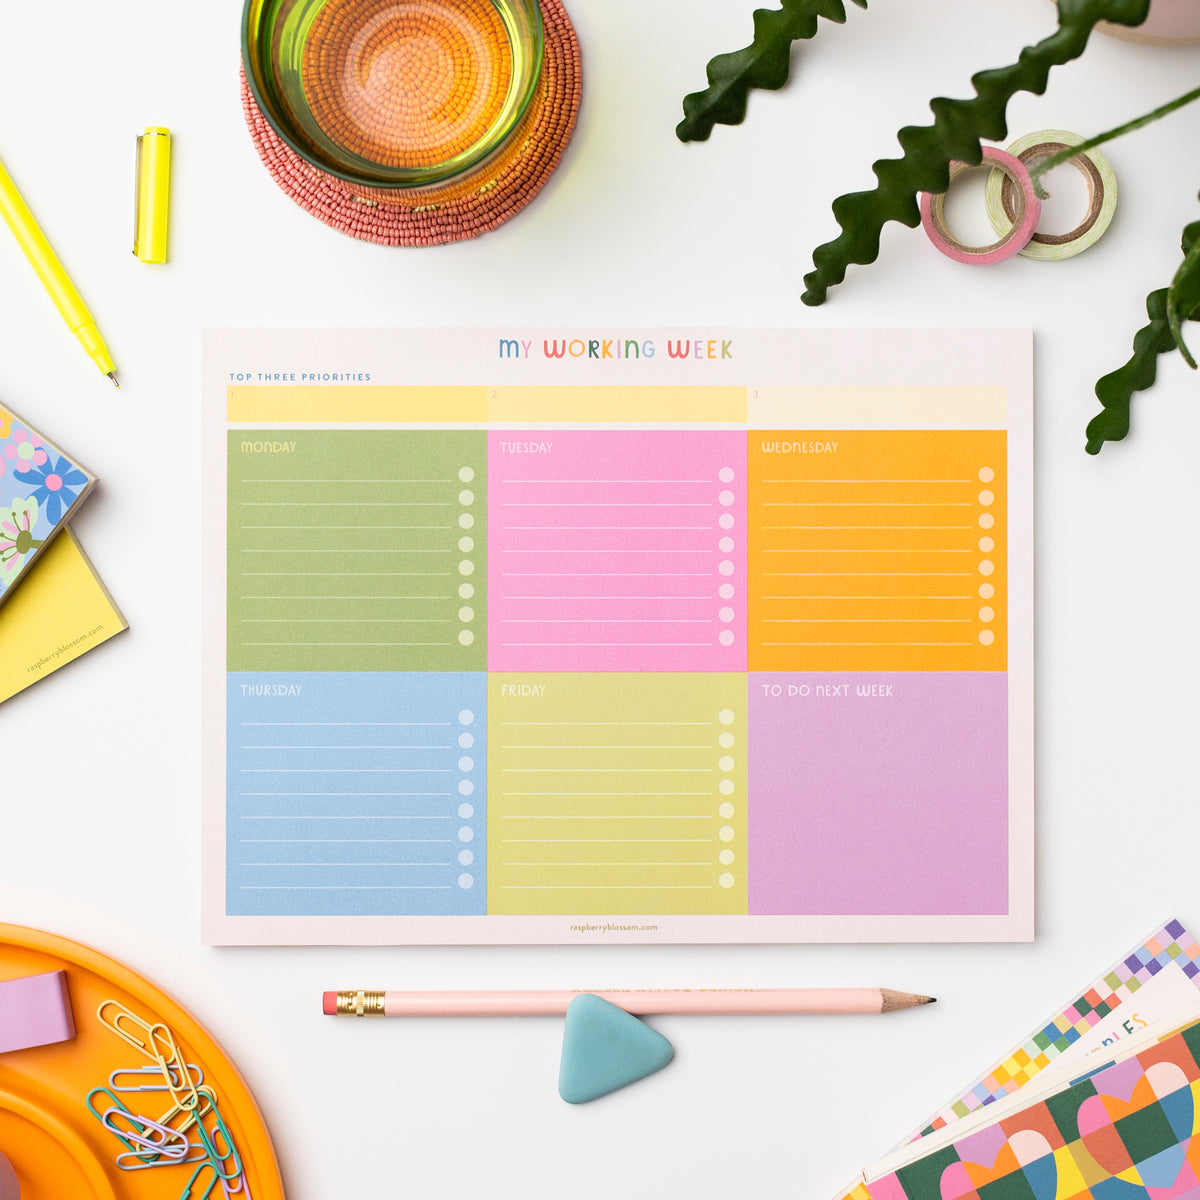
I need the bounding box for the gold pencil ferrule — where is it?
[337,989,386,1017]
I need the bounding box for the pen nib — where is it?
[107,371,120,389]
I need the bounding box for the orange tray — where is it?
[0,924,283,1199]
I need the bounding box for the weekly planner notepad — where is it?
[200,328,1033,945]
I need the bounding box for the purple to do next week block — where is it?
[748,672,1008,916]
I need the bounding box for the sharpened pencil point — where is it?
[880,989,937,1012]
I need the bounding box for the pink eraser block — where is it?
[0,970,75,1053]
[322,991,336,1015]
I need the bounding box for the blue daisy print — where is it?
[22,453,89,524]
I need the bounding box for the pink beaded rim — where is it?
[920,146,1042,266]
[241,0,581,246]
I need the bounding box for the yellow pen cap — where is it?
[134,126,171,264]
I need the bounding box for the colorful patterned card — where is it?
[0,403,96,606]
[910,920,1200,1139]
[864,1014,1200,1199]
[833,921,1200,1200]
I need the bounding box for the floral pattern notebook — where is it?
[0,403,96,606]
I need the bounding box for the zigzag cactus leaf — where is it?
[1167,218,1200,368]
[676,0,867,143]
[1086,220,1200,453]
[801,0,1150,305]
[1085,290,1177,453]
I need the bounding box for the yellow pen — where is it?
[0,152,119,388]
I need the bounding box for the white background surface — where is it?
[2,2,1200,1197]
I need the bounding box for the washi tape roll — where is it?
[1046,0,1200,46]
[985,130,1117,261]
[1097,0,1200,44]
[920,146,1041,265]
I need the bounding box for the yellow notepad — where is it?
[0,525,127,702]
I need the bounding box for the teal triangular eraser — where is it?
[558,993,674,1104]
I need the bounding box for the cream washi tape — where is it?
[920,146,1042,265]
[985,129,1117,261]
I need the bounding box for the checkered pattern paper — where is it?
[917,920,1200,1138]
[869,1017,1200,1199]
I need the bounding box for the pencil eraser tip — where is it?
[0,969,75,1054]
[322,991,337,1015]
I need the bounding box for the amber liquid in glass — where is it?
[301,0,518,171]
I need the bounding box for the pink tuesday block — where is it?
[487,429,748,673]
[0,969,75,1053]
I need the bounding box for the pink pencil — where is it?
[323,987,934,1018]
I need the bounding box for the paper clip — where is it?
[92,1003,250,1198]
[192,1093,246,1195]
[104,1109,192,1160]
[111,1063,204,1093]
[114,1144,207,1172]
[111,1011,201,1116]
[84,1094,193,1166]
[178,1161,221,1200]
[196,1104,244,1182]
[166,1073,204,1113]
[224,1172,252,1200]
[97,1001,176,1066]
[116,1143,207,1172]
[155,1085,217,1137]
[149,1021,185,1071]
[87,1087,141,1154]
[144,1030,208,1116]
[166,1074,205,1114]
[97,1001,156,1056]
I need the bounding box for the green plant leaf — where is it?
[1167,215,1200,368]
[801,0,1151,306]
[1085,289,1177,453]
[676,0,867,144]
[1028,84,1200,194]
[1086,220,1200,454]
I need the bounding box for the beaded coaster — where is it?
[241,0,581,246]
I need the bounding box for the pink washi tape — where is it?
[920,146,1041,265]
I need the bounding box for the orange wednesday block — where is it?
[747,429,1007,673]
